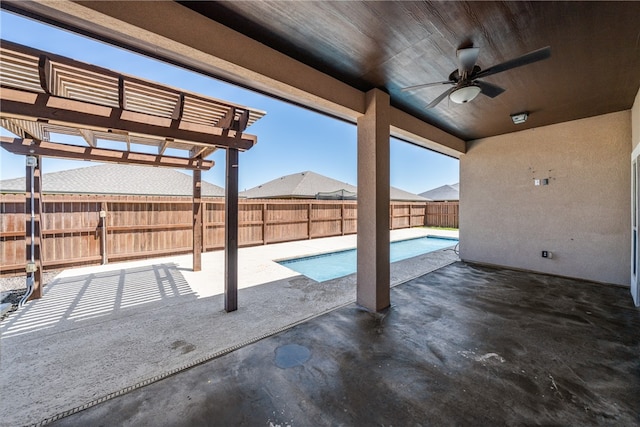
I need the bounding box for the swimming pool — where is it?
[278,236,458,282]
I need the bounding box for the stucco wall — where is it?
[460,111,631,285]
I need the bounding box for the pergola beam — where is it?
[1,89,257,151]
[189,146,207,159]
[0,137,214,170]
[199,147,217,158]
[158,138,171,155]
[216,106,236,129]
[78,129,96,147]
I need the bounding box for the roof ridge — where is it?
[291,170,317,195]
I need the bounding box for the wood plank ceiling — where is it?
[182,1,640,141]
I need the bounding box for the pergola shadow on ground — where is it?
[0,263,196,339]
[0,228,458,426]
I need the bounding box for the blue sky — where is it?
[0,11,458,194]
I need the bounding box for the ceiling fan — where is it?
[401,46,551,109]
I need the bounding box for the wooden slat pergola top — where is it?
[0,39,266,169]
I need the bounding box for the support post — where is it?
[225,148,239,312]
[193,169,203,272]
[25,155,43,300]
[357,89,391,312]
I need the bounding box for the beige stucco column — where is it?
[357,88,391,312]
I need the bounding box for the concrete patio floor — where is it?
[0,228,459,426]
[49,262,640,426]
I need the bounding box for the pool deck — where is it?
[0,227,458,426]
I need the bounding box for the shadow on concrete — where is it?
[0,263,196,339]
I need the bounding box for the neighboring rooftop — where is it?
[419,184,459,202]
[390,186,430,202]
[0,164,224,197]
[240,171,428,202]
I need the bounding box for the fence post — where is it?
[409,203,413,227]
[262,202,267,245]
[425,202,431,227]
[307,202,312,239]
[424,202,428,227]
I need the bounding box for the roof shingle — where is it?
[240,171,428,201]
[419,184,459,201]
[0,164,224,197]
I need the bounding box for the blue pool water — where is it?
[278,236,457,282]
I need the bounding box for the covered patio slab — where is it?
[50,262,640,426]
[0,228,458,426]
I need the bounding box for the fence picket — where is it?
[0,194,458,275]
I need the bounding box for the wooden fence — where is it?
[1,194,458,275]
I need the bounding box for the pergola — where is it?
[0,40,266,311]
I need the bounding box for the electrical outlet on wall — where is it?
[531,168,554,186]
[541,251,553,259]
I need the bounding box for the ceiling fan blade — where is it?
[457,47,480,77]
[425,87,455,109]
[475,46,551,79]
[401,81,453,92]
[476,80,506,98]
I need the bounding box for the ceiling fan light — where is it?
[449,85,481,104]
